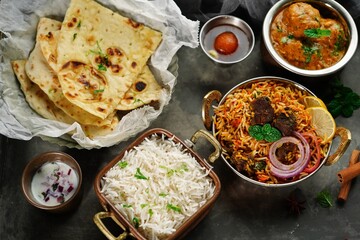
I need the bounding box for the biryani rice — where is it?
[213,80,329,184]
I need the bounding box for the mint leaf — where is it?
[249,124,281,142]
[304,28,331,38]
[341,105,353,118]
[325,79,360,118]
[249,125,264,140]
[316,190,333,208]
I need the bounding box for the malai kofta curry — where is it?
[271,2,349,70]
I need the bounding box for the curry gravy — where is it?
[270,2,349,70]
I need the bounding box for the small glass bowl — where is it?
[21,151,83,213]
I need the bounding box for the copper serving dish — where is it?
[93,128,222,239]
[202,76,351,187]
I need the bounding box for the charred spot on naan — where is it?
[39,32,59,66]
[66,16,81,28]
[89,43,127,74]
[60,61,108,101]
[127,19,141,29]
[135,81,147,92]
[122,80,148,100]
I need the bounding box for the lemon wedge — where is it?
[306,107,336,144]
[303,96,327,109]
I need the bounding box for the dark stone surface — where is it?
[1,1,359,240]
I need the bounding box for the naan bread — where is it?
[26,17,114,126]
[56,0,162,119]
[12,60,74,124]
[37,18,61,71]
[38,18,164,112]
[12,60,119,139]
[116,66,164,111]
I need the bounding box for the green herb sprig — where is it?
[302,45,320,63]
[93,88,105,94]
[316,189,333,208]
[132,217,140,228]
[89,40,109,71]
[304,28,331,38]
[248,123,282,142]
[254,161,267,171]
[134,168,148,180]
[326,79,360,118]
[118,161,128,169]
[167,204,182,213]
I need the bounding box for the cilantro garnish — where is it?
[89,40,109,70]
[302,45,320,63]
[178,163,189,172]
[281,34,294,44]
[93,88,104,94]
[72,33,77,41]
[254,161,267,171]
[97,63,107,71]
[167,204,182,213]
[248,123,282,142]
[134,168,148,180]
[316,189,333,208]
[304,28,331,38]
[326,79,360,118]
[133,98,145,104]
[132,217,140,228]
[118,161,128,169]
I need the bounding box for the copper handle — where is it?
[93,212,128,240]
[202,90,222,131]
[190,129,222,163]
[325,127,351,166]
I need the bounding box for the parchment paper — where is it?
[0,0,199,149]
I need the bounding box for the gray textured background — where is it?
[1,1,360,239]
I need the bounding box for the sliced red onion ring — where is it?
[269,132,311,179]
[269,136,304,171]
[293,132,311,164]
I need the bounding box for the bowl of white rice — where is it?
[93,128,221,240]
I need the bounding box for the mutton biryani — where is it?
[213,80,332,184]
[11,0,164,139]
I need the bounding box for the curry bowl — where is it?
[202,76,351,187]
[199,15,255,64]
[262,0,358,77]
[93,128,221,240]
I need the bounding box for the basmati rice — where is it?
[101,134,215,240]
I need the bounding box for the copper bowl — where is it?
[202,76,351,187]
[262,0,358,77]
[93,128,221,240]
[21,151,83,213]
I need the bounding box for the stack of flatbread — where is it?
[11,0,163,139]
